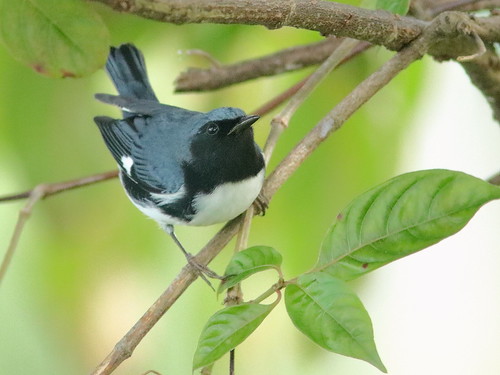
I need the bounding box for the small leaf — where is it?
[376,0,410,15]
[0,0,110,77]
[193,302,276,370]
[218,246,282,294]
[317,169,500,280]
[285,273,386,372]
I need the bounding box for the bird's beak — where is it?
[228,115,260,135]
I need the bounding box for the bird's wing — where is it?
[95,94,164,116]
[94,115,185,194]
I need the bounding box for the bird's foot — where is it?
[253,192,269,216]
[185,253,223,290]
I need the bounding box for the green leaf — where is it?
[193,302,276,370]
[317,169,500,280]
[218,246,282,294]
[0,0,110,78]
[285,272,386,372]
[376,0,410,15]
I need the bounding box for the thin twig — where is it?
[431,0,500,17]
[0,187,44,285]
[0,170,118,285]
[252,77,308,117]
[181,49,222,68]
[456,30,487,62]
[488,171,500,185]
[229,349,235,375]
[273,38,360,127]
[175,37,372,92]
[0,170,118,203]
[264,38,361,164]
[91,15,433,373]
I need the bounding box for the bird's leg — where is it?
[163,225,223,288]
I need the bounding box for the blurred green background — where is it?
[2,2,498,375]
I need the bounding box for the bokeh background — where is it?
[1,2,499,375]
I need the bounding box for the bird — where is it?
[93,44,265,286]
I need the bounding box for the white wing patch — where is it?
[150,186,186,206]
[120,155,134,175]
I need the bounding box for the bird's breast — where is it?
[188,169,265,226]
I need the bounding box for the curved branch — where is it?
[461,48,500,122]
[0,170,118,203]
[91,8,445,373]
[92,0,427,51]
[174,37,371,92]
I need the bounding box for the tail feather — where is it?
[105,44,158,102]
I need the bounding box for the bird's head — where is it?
[187,107,262,183]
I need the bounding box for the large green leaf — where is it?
[0,0,109,77]
[285,272,386,372]
[193,302,276,370]
[317,169,500,280]
[218,246,282,294]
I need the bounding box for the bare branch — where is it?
[0,170,118,203]
[431,0,500,17]
[252,76,308,117]
[91,218,241,375]
[467,48,500,123]
[91,8,453,373]
[0,170,118,285]
[175,37,371,92]
[92,0,427,51]
[0,187,45,285]
[489,171,500,185]
[264,38,361,165]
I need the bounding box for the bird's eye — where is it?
[207,123,219,135]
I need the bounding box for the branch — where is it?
[92,8,455,373]
[488,171,500,186]
[91,218,240,375]
[92,0,427,51]
[0,71,314,286]
[461,48,500,122]
[174,37,371,92]
[93,0,500,51]
[0,170,118,285]
[0,170,118,203]
[430,0,500,18]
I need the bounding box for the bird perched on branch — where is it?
[94,44,265,286]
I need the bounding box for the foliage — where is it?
[193,170,500,371]
[0,0,498,374]
[0,0,109,78]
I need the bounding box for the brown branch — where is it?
[91,218,241,375]
[91,8,458,374]
[0,170,118,203]
[0,170,118,285]
[92,0,427,51]
[0,71,313,286]
[251,76,308,117]
[93,0,500,122]
[175,37,371,92]
[431,0,500,17]
[489,171,500,185]
[0,187,45,285]
[93,0,500,50]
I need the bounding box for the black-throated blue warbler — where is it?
[94,44,265,284]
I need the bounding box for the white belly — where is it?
[189,169,265,226]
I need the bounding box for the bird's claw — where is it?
[253,192,269,216]
[185,253,223,290]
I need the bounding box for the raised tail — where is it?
[105,44,158,101]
